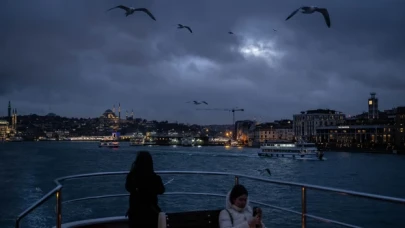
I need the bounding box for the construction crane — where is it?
[196,108,245,126]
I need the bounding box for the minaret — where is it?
[11,109,14,129]
[125,110,128,120]
[118,103,121,129]
[8,101,11,123]
[118,103,121,120]
[131,109,134,119]
[14,109,17,130]
[11,109,15,130]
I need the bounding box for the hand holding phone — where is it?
[252,207,262,228]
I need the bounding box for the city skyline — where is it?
[1,0,404,124]
[1,93,401,125]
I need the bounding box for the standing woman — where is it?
[125,151,165,228]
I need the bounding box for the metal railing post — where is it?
[56,189,62,228]
[301,187,307,228]
[234,176,239,185]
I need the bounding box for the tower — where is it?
[368,92,379,119]
[8,101,11,123]
[125,110,128,120]
[11,108,17,131]
[131,109,134,119]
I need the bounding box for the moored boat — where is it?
[8,136,24,142]
[129,133,145,146]
[99,139,120,148]
[258,140,325,161]
[181,137,194,147]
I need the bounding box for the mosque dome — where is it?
[102,109,117,119]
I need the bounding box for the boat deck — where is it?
[59,216,127,228]
[15,171,405,228]
[58,209,221,228]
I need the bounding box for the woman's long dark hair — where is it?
[130,151,155,176]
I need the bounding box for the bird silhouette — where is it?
[286,6,331,28]
[107,5,156,21]
[228,31,234,34]
[178,24,193,33]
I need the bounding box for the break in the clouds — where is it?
[0,0,404,124]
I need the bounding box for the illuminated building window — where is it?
[368,100,373,105]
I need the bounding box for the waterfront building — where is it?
[293,109,345,142]
[234,120,255,143]
[395,106,405,152]
[0,120,8,140]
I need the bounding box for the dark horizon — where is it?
[2,98,403,125]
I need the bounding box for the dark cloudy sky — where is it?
[1,0,404,124]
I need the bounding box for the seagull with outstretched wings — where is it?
[178,24,193,33]
[285,6,331,28]
[107,5,156,21]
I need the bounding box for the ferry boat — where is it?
[8,136,23,142]
[14,170,405,228]
[129,133,145,146]
[258,140,325,161]
[181,137,194,147]
[143,138,157,146]
[99,138,120,148]
[144,141,157,146]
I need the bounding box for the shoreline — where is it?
[4,140,404,155]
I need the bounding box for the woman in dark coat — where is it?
[125,151,165,228]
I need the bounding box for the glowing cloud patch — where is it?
[239,38,285,67]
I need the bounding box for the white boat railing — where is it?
[14,171,405,228]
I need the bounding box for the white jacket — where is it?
[218,190,266,228]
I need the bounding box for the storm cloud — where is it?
[1,0,404,124]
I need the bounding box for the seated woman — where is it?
[219,184,266,228]
[125,151,165,228]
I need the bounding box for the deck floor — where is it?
[57,216,128,228]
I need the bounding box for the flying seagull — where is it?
[285,6,331,28]
[201,101,208,105]
[178,24,193,33]
[107,5,156,21]
[273,29,277,32]
[228,31,234,34]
